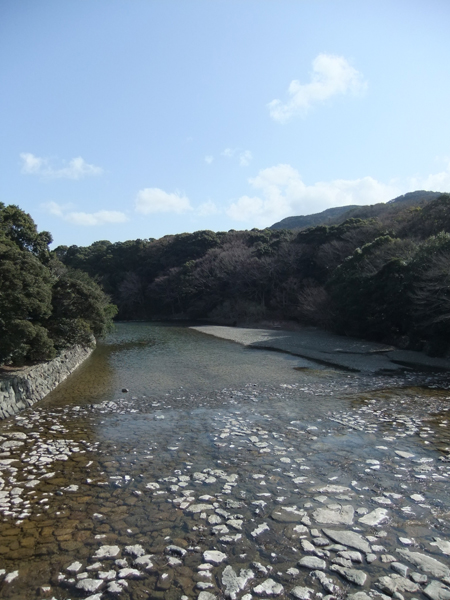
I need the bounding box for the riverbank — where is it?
[191,324,450,374]
[0,344,94,419]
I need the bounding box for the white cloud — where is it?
[268,54,367,122]
[135,188,192,214]
[197,200,220,216]
[20,153,103,179]
[227,164,399,226]
[239,150,253,167]
[205,155,214,164]
[42,202,128,226]
[409,160,450,192]
[222,148,236,158]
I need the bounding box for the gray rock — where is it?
[222,566,254,599]
[358,508,389,526]
[411,572,428,583]
[391,563,408,577]
[94,545,120,559]
[322,529,371,553]
[290,586,314,599]
[118,568,142,579]
[424,581,450,600]
[165,544,187,557]
[309,570,340,594]
[253,578,284,596]
[347,594,372,600]
[198,593,217,600]
[430,539,450,556]
[397,549,450,579]
[203,550,227,565]
[377,574,420,595]
[298,557,326,570]
[75,578,104,592]
[330,565,367,586]
[124,544,145,557]
[271,506,305,523]
[188,503,214,513]
[313,505,354,525]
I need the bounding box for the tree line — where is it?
[55,193,450,357]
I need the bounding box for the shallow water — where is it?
[0,323,449,600]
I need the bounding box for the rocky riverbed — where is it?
[0,366,449,600]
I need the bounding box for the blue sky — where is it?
[2,0,450,247]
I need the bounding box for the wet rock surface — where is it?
[0,326,449,600]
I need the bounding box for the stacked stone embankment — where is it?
[0,344,93,419]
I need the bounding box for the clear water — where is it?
[0,322,449,600]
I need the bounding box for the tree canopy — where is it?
[0,204,117,366]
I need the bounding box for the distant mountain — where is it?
[270,190,442,230]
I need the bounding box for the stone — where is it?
[424,581,450,600]
[397,549,450,579]
[67,561,83,572]
[253,578,284,596]
[118,568,142,578]
[271,506,305,523]
[187,503,214,514]
[347,594,372,600]
[395,451,415,459]
[198,593,216,600]
[322,529,371,553]
[4,571,19,583]
[411,572,428,583]
[124,544,145,557]
[430,539,450,556]
[165,544,187,557]
[221,565,254,599]
[377,575,420,595]
[291,586,314,599]
[94,545,120,559]
[252,523,270,537]
[330,565,367,586]
[75,578,103,592]
[203,550,227,565]
[391,563,408,577]
[358,508,389,526]
[298,557,326,570]
[313,505,354,525]
[309,570,340,594]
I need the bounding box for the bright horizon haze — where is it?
[1,0,450,247]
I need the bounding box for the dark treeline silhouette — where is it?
[55,193,450,357]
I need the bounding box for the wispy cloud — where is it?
[204,155,214,165]
[221,147,252,166]
[197,200,220,216]
[268,54,367,122]
[21,153,103,179]
[42,202,128,226]
[135,188,192,214]
[239,150,253,167]
[227,164,399,226]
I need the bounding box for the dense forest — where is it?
[54,192,450,357]
[0,203,117,366]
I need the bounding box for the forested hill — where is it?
[56,192,450,357]
[270,190,441,230]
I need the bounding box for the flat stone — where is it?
[94,545,120,559]
[377,574,420,595]
[76,578,103,592]
[298,557,326,570]
[291,586,314,599]
[424,581,450,600]
[221,565,254,599]
[124,544,145,557]
[330,565,367,586]
[322,529,371,553]
[203,551,227,565]
[271,506,305,523]
[309,485,351,494]
[391,562,408,577]
[395,451,415,459]
[4,571,19,584]
[252,523,270,537]
[165,544,187,557]
[430,539,450,556]
[397,549,450,579]
[347,593,372,600]
[188,503,214,513]
[253,578,284,596]
[198,593,216,600]
[309,570,340,594]
[118,568,142,579]
[358,508,389,526]
[313,505,354,525]
[67,561,83,572]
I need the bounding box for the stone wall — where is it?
[0,345,94,419]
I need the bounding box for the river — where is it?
[0,322,449,600]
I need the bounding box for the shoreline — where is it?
[191,323,450,374]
